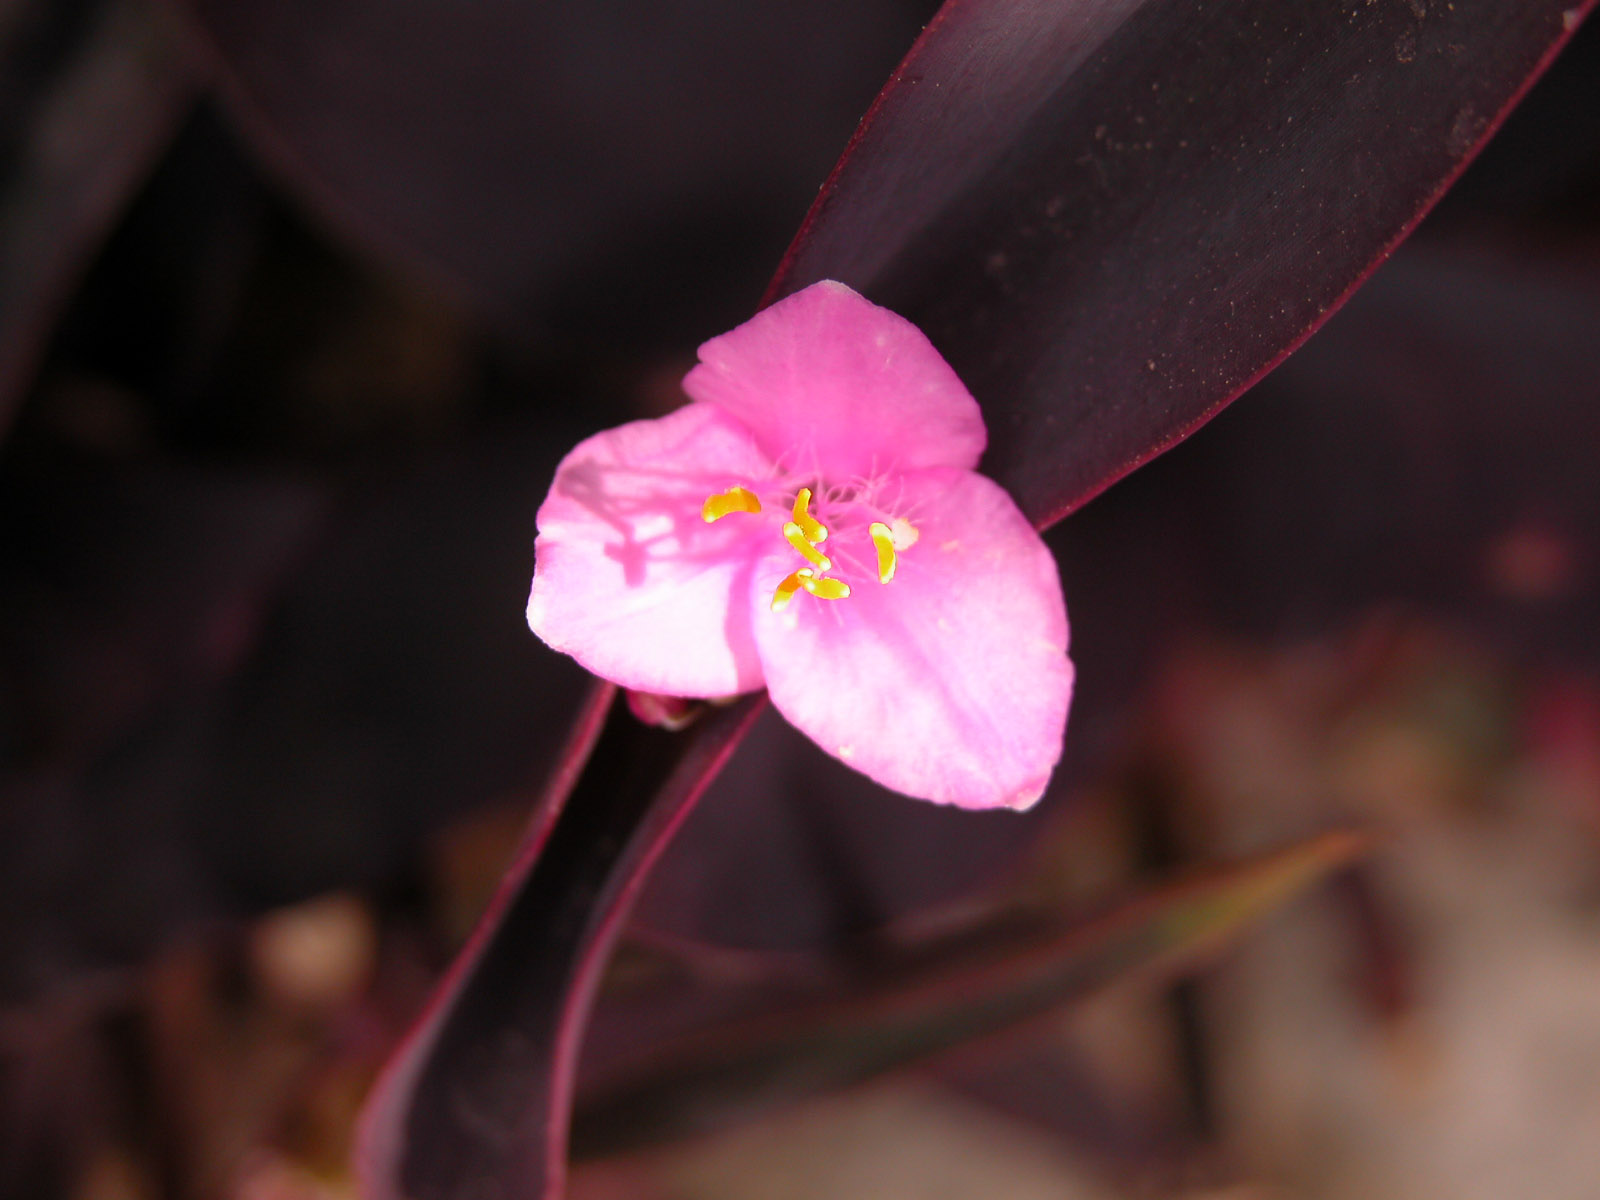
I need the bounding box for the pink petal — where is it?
[528,402,774,696]
[751,468,1072,810]
[682,280,986,482]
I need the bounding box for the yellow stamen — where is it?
[783,522,832,573]
[771,570,808,612]
[869,522,898,584]
[791,487,828,544]
[702,486,761,523]
[771,568,851,611]
[799,573,850,600]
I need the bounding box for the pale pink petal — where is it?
[682,280,986,481]
[752,468,1073,810]
[528,402,774,696]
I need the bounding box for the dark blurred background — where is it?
[2,0,1599,1196]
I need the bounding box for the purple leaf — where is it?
[0,423,584,998]
[354,5,1595,1198]
[634,704,1054,949]
[355,688,765,1200]
[0,452,328,999]
[572,831,1369,1157]
[1089,230,1600,662]
[0,0,196,436]
[167,0,931,344]
[631,0,1597,954]
[768,0,1595,527]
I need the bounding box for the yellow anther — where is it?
[771,569,809,612]
[791,487,828,544]
[702,486,761,523]
[869,522,898,584]
[799,573,850,601]
[771,567,851,611]
[783,522,832,573]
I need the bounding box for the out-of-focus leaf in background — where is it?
[632,0,1597,956]
[343,4,1595,1198]
[0,0,196,430]
[573,831,1369,1159]
[168,0,941,348]
[0,0,1598,1197]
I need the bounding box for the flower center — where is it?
[701,483,917,612]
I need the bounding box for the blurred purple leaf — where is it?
[0,421,586,999]
[770,0,1594,527]
[572,831,1369,1158]
[356,690,765,1200]
[0,455,320,765]
[0,0,197,434]
[167,0,933,345]
[634,703,1055,950]
[187,423,596,907]
[1103,230,1600,661]
[0,452,324,1000]
[353,4,1594,1198]
[637,1,1598,955]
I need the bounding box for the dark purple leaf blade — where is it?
[358,6,1593,1197]
[769,0,1595,527]
[634,703,1054,949]
[0,421,591,998]
[636,8,1599,953]
[166,0,931,345]
[0,0,196,435]
[1096,230,1600,663]
[571,831,1369,1158]
[626,0,1594,955]
[356,688,766,1200]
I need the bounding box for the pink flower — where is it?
[526,281,1073,810]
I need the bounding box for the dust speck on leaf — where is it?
[1446,104,1487,157]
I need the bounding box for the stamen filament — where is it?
[783,522,832,572]
[791,488,828,543]
[702,486,761,523]
[869,521,898,584]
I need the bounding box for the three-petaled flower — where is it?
[527,281,1073,809]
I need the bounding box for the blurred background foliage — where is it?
[1,0,1598,1197]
